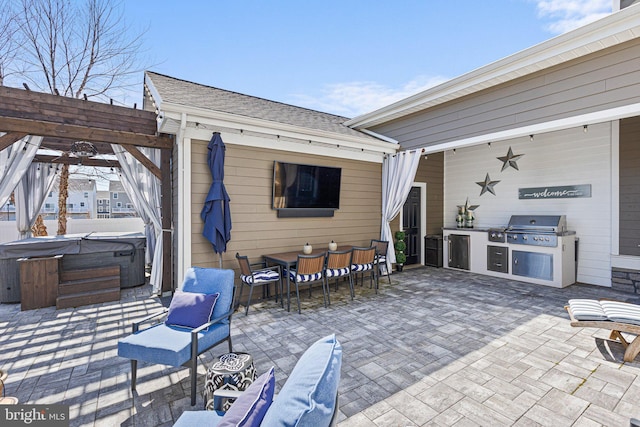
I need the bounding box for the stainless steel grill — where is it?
[505,215,568,247]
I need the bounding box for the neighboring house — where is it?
[347,2,640,289]
[97,190,110,219]
[143,71,402,283]
[44,178,97,219]
[109,180,137,218]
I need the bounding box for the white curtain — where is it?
[15,163,58,239]
[381,150,422,270]
[0,135,43,209]
[112,144,163,295]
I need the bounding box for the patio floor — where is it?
[2,266,640,426]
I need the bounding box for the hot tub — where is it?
[0,232,146,303]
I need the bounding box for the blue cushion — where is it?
[218,367,275,427]
[568,299,608,321]
[601,300,640,326]
[166,291,219,329]
[326,267,350,278]
[261,334,342,427]
[181,267,235,322]
[174,410,224,427]
[117,322,230,367]
[241,269,280,285]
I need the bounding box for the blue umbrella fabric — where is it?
[201,133,232,257]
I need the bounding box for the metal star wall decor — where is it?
[497,146,524,171]
[476,173,500,196]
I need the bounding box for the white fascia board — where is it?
[158,103,399,155]
[347,5,640,129]
[421,102,640,154]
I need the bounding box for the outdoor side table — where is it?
[203,352,257,411]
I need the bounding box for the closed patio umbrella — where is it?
[201,133,232,267]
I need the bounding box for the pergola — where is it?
[0,85,175,292]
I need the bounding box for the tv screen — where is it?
[273,161,341,210]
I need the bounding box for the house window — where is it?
[126,204,133,209]
[84,192,88,198]
[98,200,103,205]
[113,193,118,199]
[45,203,53,209]
[116,202,122,207]
[80,202,85,207]
[48,192,53,198]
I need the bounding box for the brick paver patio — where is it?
[2,266,640,426]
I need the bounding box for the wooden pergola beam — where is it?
[32,154,120,168]
[0,117,173,149]
[120,144,161,179]
[0,132,28,151]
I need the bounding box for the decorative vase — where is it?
[303,243,313,254]
[328,240,337,251]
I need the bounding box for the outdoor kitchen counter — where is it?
[442,227,576,288]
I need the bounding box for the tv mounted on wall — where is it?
[272,161,341,217]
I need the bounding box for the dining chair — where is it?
[371,239,391,285]
[325,249,354,301]
[235,253,282,315]
[287,253,327,314]
[351,246,378,294]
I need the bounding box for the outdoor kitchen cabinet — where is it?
[447,234,470,270]
[443,227,575,288]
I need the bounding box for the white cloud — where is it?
[534,0,611,34]
[290,75,448,118]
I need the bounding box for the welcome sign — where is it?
[519,184,591,200]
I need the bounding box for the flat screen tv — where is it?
[272,161,341,215]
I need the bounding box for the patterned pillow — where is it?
[241,269,279,284]
[218,367,275,427]
[166,291,219,329]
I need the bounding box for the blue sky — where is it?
[123,0,612,118]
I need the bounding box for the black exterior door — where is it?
[402,187,421,265]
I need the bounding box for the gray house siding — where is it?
[370,38,640,150]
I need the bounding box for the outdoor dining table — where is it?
[263,245,352,312]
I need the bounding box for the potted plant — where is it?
[394,230,407,272]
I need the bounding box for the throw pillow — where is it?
[166,291,219,329]
[218,367,275,427]
[260,334,342,427]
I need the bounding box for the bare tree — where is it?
[10,0,148,234]
[0,1,20,86]
[16,0,146,101]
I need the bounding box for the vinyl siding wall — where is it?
[443,123,612,286]
[370,39,640,150]
[189,140,383,276]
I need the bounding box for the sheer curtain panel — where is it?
[380,150,422,271]
[0,135,43,209]
[15,163,58,238]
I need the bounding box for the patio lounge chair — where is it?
[118,267,235,406]
[565,299,640,362]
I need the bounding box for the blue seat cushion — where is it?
[241,269,280,285]
[352,263,373,272]
[288,270,322,283]
[326,267,350,278]
[117,322,230,367]
[374,255,386,264]
[173,410,224,427]
[261,334,342,427]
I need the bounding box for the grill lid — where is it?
[507,215,566,233]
